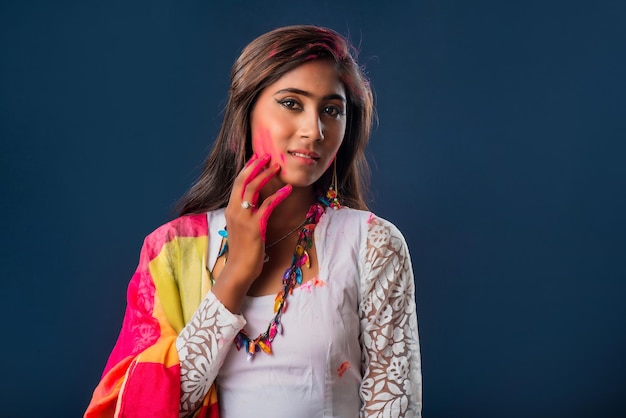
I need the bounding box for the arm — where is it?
[176,154,292,416]
[176,291,245,417]
[359,216,422,417]
[86,154,291,417]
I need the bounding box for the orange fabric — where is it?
[85,357,134,418]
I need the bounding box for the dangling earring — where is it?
[326,159,341,209]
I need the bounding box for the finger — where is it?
[241,154,271,199]
[233,154,268,188]
[257,184,292,241]
[239,163,279,211]
[250,164,281,205]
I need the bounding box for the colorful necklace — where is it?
[216,198,327,360]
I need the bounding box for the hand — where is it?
[220,153,292,288]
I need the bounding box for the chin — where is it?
[279,174,319,190]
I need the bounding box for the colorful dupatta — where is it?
[85,214,218,418]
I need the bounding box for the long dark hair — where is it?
[178,25,374,215]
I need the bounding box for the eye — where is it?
[277,98,302,111]
[322,105,344,117]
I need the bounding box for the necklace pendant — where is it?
[264,254,270,263]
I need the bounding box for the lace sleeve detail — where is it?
[176,291,246,417]
[359,216,422,417]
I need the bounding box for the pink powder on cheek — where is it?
[252,128,270,156]
[252,126,290,178]
[252,126,280,163]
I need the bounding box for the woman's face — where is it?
[250,59,347,191]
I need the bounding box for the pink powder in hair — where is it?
[268,41,280,58]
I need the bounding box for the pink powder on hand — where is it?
[259,184,292,240]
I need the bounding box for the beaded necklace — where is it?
[216,198,327,360]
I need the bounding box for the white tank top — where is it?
[209,210,363,417]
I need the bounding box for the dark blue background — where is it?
[1,1,625,417]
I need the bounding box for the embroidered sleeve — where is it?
[359,216,422,417]
[176,291,246,417]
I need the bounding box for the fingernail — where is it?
[278,184,292,196]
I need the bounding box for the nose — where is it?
[298,111,324,142]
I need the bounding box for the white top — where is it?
[176,207,422,417]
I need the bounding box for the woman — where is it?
[85,25,421,417]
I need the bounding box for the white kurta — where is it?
[176,207,422,417]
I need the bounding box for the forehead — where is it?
[267,59,345,97]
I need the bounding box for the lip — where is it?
[287,149,321,162]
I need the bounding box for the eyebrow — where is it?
[274,88,346,103]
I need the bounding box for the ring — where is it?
[241,201,255,209]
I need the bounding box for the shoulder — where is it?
[322,207,410,268]
[358,211,411,274]
[141,213,209,260]
[365,213,407,251]
[147,213,208,243]
[324,206,406,244]
[322,206,371,232]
